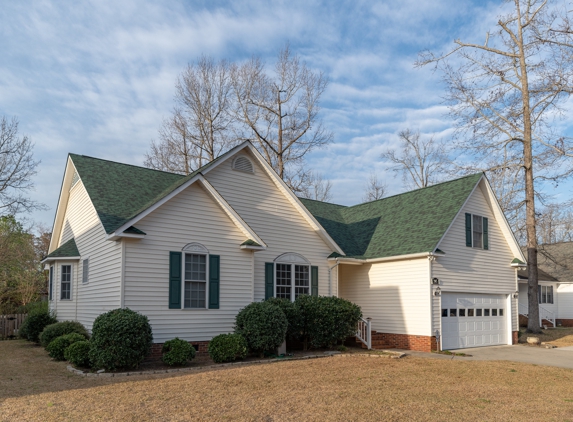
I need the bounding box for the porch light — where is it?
[432,277,439,285]
[434,286,441,296]
[513,291,519,299]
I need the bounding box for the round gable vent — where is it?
[232,156,254,174]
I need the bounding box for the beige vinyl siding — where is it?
[338,259,431,336]
[205,150,335,301]
[433,179,518,332]
[124,182,253,343]
[558,284,573,319]
[50,261,78,321]
[51,181,121,329]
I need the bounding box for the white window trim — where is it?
[469,213,488,250]
[60,264,73,301]
[274,253,311,302]
[539,285,554,304]
[82,257,89,284]
[181,243,209,310]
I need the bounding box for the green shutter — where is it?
[169,252,182,309]
[311,266,318,296]
[465,213,472,247]
[265,263,274,299]
[483,217,489,250]
[209,255,220,309]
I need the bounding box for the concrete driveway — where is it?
[402,345,573,370]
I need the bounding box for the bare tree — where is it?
[232,45,333,192]
[145,56,237,174]
[0,116,43,215]
[417,0,573,332]
[537,201,573,244]
[381,129,449,190]
[297,171,332,202]
[363,173,387,202]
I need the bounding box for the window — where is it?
[539,286,554,304]
[60,265,71,300]
[459,309,466,317]
[82,259,89,284]
[49,266,54,301]
[468,309,474,317]
[476,309,482,316]
[184,254,206,308]
[450,309,457,317]
[484,309,490,316]
[473,215,483,248]
[442,309,448,317]
[274,253,311,301]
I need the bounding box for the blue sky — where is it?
[2,0,572,229]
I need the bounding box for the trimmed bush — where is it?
[64,340,92,368]
[295,295,362,349]
[46,333,86,361]
[161,338,196,366]
[265,297,302,340]
[208,333,248,363]
[88,308,153,371]
[235,301,287,356]
[19,311,57,343]
[40,321,89,348]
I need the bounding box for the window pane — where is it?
[450,309,457,317]
[294,265,309,299]
[276,264,291,300]
[184,281,206,308]
[476,309,483,316]
[499,309,504,316]
[492,309,498,316]
[442,309,448,317]
[484,309,490,316]
[459,309,466,317]
[548,286,553,304]
[185,254,206,281]
[468,309,474,317]
[473,215,483,248]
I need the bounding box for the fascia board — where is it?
[48,157,76,254]
[233,143,345,256]
[41,256,81,264]
[330,252,433,265]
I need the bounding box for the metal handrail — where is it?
[356,317,372,350]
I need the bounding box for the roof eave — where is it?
[41,256,81,264]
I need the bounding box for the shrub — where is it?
[40,321,89,348]
[235,301,287,357]
[208,333,248,363]
[19,311,57,343]
[161,338,196,366]
[295,295,362,349]
[46,333,86,361]
[64,340,91,368]
[88,308,153,371]
[264,297,302,340]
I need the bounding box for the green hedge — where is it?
[88,308,153,371]
[64,340,91,368]
[208,333,248,363]
[161,338,196,366]
[235,301,287,356]
[19,311,57,343]
[40,321,89,348]
[264,297,301,340]
[46,333,86,361]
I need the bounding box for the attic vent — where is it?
[70,171,80,190]
[232,156,254,174]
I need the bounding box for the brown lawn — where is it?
[519,327,573,347]
[2,340,573,421]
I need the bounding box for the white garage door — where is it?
[441,293,507,350]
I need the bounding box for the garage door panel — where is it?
[441,293,507,350]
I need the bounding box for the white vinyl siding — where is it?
[50,180,121,329]
[557,284,573,319]
[433,180,518,333]
[338,259,431,336]
[204,149,335,300]
[124,182,253,343]
[519,281,559,318]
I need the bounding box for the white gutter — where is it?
[329,251,444,265]
[41,256,81,264]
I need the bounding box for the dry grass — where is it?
[2,340,573,421]
[519,327,573,347]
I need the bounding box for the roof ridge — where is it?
[69,153,187,177]
[347,172,483,209]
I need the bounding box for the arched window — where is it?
[274,253,311,301]
[182,243,209,309]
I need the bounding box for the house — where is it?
[42,141,527,352]
[518,242,573,327]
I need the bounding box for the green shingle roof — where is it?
[46,238,80,258]
[69,152,227,234]
[241,239,262,247]
[300,173,483,260]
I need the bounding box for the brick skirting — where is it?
[148,341,210,361]
[512,331,518,345]
[374,333,438,352]
[557,319,573,327]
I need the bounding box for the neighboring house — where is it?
[518,242,573,327]
[42,141,526,352]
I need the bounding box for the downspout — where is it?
[328,259,340,297]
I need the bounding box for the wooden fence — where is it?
[0,314,27,339]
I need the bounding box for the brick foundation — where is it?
[512,331,518,345]
[557,319,573,327]
[148,341,210,361]
[374,333,438,352]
